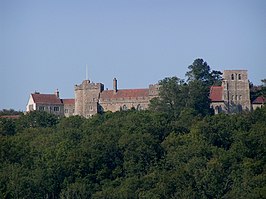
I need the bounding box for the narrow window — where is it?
[232,95,234,100]
[231,74,234,80]
[65,109,68,113]
[238,74,241,80]
[239,95,242,100]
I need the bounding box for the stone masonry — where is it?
[74,78,159,118]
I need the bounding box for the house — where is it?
[26,90,75,117]
[252,96,266,110]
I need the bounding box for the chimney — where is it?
[55,89,59,98]
[113,78,117,94]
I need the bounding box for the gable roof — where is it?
[62,99,75,105]
[31,93,63,105]
[210,86,223,102]
[252,96,266,104]
[100,89,149,100]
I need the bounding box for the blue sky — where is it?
[1,0,265,111]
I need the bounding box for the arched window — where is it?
[137,104,142,111]
[231,74,234,80]
[238,74,241,80]
[122,105,127,111]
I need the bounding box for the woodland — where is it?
[0,59,265,198]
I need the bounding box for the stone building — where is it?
[252,96,266,110]
[210,70,251,114]
[74,78,159,118]
[27,70,264,117]
[26,90,75,117]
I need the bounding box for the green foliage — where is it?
[150,58,221,117]
[17,111,59,129]
[0,118,16,136]
[0,109,23,116]
[0,60,265,198]
[1,107,265,198]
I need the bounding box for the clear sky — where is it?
[1,0,265,111]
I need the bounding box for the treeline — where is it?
[0,107,266,198]
[0,59,265,198]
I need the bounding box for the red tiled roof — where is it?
[210,86,223,102]
[252,96,266,104]
[62,99,75,105]
[100,89,149,100]
[0,115,20,119]
[32,94,63,104]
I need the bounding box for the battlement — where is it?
[75,80,104,92]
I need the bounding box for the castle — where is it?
[26,70,265,117]
[74,78,159,118]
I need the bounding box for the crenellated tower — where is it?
[74,80,104,118]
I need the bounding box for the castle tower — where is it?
[222,70,251,113]
[74,80,104,118]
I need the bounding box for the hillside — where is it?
[0,106,265,198]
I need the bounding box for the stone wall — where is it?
[74,79,159,118]
[222,70,251,113]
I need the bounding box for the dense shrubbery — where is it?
[0,106,265,198]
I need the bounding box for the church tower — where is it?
[222,70,251,113]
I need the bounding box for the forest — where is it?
[0,59,265,198]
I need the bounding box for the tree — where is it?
[17,111,59,129]
[186,58,212,84]
[0,118,16,136]
[186,58,222,86]
[149,76,187,118]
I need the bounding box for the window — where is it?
[65,109,68,113]
[232,95,234,100]
[122,105,127,111]
[39,106,44,111]
[239,95,242,100]
[90,106,93,111]
[231,74,234,80]
[238,74,241,80]
[235,95,238,100]
[137,104,142,111]
[54,107,59,112]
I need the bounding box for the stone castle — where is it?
[26,70,265,117]
[74,78,159,118]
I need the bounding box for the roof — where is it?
[31,93,63,105]
[100,89,149,100]
[252,96,266,104]
[0,115,20,119]
[210,86,223,102]
[62,99,75,105]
